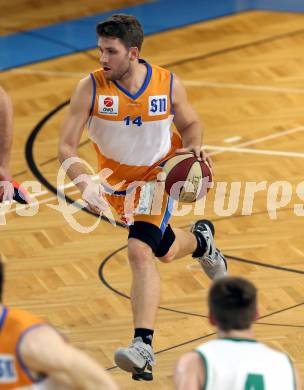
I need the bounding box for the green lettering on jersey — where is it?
[244,374,265,390]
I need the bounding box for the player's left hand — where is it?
[175,146,213,169]
[81,181,110,215]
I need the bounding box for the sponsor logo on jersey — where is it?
[0,355,17,383]
[104,97,113,107]
[148,95,168,116]
[98,96,119,115]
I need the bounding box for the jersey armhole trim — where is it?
[16,323,53,383]
[194,350,208,390]
[89,73,96,115]
[170,73,175,115]
[0,306,8,331]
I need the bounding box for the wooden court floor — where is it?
[1,3,304,389]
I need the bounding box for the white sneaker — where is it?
[114,337,155,381]
[191,220,227,280]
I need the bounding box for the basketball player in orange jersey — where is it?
[0,260,119,389]
[58,14,227,381]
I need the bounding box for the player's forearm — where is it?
[178,122,202,149]
[0,137,12,167]
[21,327,118,390]
[0,89,13,168]
[54,348,119,390]
[52,368,118,390]
[77,369,119,390]
[58,144,91,193]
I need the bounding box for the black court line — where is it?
[164,27,304,68]
[105,299,304,371]
[257,322,304,329]
[227,255,304,275]
[98,244,208,319]
[259,301,304,320]
[106,332,217,371]
[98,244,304,326]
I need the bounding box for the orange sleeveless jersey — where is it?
[88,59,182,191]
[0,306,47,389]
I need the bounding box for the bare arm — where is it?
[58,77,110,214]
[172,75,202,158]
[0,87,13,181]
[58,76,93,193]
[295,366,302,390]
[174,352,205,390]
[19,325,119,390]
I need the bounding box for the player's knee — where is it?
[128,221,162,260]
[128,238,153,266]
[128,243,159,275]
[128,222,176,265]
[155,225,176,262]
[158,244,176,263]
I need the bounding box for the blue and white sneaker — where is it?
[114,337,155,381]
[191,220,227,280]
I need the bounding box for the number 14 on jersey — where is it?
[124,116,143,127]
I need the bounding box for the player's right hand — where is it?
[0,167,14,203]
[0,181,14,203]
[81,181,109,215]
[175,146,213,171]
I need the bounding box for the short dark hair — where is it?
[209,277,257,331]
[96,14,144,50]
[0,260,3,302]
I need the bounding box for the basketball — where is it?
[162,153,213,203]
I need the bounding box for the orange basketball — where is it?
[162,153,213,203]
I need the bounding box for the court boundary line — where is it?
[98,244,304,317]
[208,126,304,156]
[9,69,304,95]
[206,145,304,158]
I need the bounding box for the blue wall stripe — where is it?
[1,0,304,71]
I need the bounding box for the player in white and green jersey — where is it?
[174,277,301,390]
